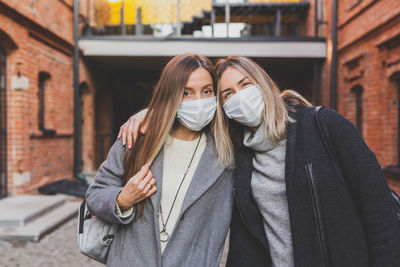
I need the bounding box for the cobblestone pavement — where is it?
[0,215,229,267]
[0,216,103,267]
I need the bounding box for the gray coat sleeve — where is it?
[86,139,135,224]
[321,108,400,266]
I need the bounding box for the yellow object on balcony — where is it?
[105,0,212,26]
[249,0,300,2]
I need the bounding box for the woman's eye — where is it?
[224,92,232,99]
[183,91,190,96]
[242,82,251,87]
[204,89,213,95]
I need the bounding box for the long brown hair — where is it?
[213,56,311,167]
[123,54,215,218]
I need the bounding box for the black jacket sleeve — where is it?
[320,107,400,267]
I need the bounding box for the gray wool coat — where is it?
[86,133,234,267]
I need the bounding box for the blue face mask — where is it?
[223,85,264,127]
[176,97,217,131]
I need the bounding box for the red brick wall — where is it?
[0,0,96,195]
[336,0,400,190]
[79,61,97,173]
[1,0,74,44]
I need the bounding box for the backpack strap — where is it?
[312,106,348,189]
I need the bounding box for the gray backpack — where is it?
[77,199,119,264]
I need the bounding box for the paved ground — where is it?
[0,216,229,267]
[0,216,103,267]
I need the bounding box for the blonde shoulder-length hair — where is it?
[212,56,311,167]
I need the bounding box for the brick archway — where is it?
[0,29,18,198]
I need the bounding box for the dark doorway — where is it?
[111,71,158,141]
[0,45,7,198]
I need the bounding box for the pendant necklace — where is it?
[159,133,202,243]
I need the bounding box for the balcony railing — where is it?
[80,0,323,39]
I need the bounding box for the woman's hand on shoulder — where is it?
[116,164,157,211]
[117,108,149,149]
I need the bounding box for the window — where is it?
[351,85,363,133]
[38,72,56,135]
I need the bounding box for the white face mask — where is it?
[223,85,264,127]
[177,97,217,131]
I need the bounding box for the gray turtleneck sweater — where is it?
[243,125,294,267]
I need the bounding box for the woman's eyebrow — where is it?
[220,88,231,94]
[237,77,247,85]
[221,76,247,92]
[202,83,213,89]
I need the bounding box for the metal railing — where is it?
[80,0,323,39]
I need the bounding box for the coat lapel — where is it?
[150,148,164,213]
[234,147,269,248]
[284,107,309,266]
[149,147,164,262]
[179,132,226,215]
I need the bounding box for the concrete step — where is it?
[0,194,74,228]
[82,171,96,185]
[0,199,81,241]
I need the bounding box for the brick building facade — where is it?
[334,0,400,191]
[0,0,97,196]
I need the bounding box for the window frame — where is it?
[38,72,56,135]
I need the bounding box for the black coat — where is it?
[226,106,400,267]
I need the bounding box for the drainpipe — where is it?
[330,0,338,109]
[313,0,319,105]
[73,0,87,185]
[314,0,319,37]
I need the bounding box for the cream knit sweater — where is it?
[159,133,206,253]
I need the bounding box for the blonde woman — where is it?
[86,54,233,267]
[216,56,399,267]
[120,56,400,267]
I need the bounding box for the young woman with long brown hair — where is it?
[120,56,400,267]
[86,54,234,267]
